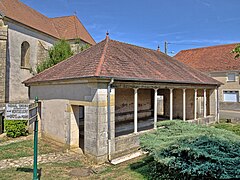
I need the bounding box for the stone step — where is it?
[110,150,147,165]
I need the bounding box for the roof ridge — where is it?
[74,15,96,44]
[95,37,109,76]
[110,39,168,56]
[50,15,75,19]
[177,43,240,53]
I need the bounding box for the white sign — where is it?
[5,104,29,120]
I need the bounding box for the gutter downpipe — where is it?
[107,78,114,162]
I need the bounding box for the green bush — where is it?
[36,39,73,73]
[139,121,240,179]
[4,120,28,138]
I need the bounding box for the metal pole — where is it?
[33,96,38,180]
[164,41,168,54]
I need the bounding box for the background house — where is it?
[0,0,95,111]
[174,43,240,120]
[24,36,220,163]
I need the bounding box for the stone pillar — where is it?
[183,89,186,121]
[169,88,173,120]
[194,89,197,120]
[0,17,8,104]
[84,85,115,163]
[204,89,207,118]
[134,88,138,133]
[154,89,158,129]
[217,88,220,123]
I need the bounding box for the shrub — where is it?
[139,121,240,179]
[36,40,73,73]
[4,120,28,138]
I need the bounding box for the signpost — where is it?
[5,97,39,180]
[5,104,29,120]
[30,97,39,180]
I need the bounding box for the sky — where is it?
[21,0,240,55]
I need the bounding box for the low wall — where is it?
[187,116,216,125]
[113,129,154,159]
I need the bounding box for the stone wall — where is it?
[211,72,240,102]
[30,81,114,163]
[6,21,54,103]
[220,102,240,111]
[37,40,49,65]
[0,18,8,104]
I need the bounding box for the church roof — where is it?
[0,0,95,45]
[24,37,220,86]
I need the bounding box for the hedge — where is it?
[139,120,240,179]
[4,120,28,138]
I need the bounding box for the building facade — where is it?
[175,44,240,120]
[25,37,220,163]
[0,0,95,110]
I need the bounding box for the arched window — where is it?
[21,41,30,68]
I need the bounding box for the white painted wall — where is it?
[6,21,55,103]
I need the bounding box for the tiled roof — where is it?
[0,0,95,45]
[24,37,220,85]
[174,43,240,72]
[51,16,95,45]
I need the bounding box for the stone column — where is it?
[0,17,8,104]
[194,89,197,120]
[169,88,173,120]
[204,89,207,118]
[215,88,218,122]
[134,88,138,133]
[84,85,115,163]
[183,89,186,121]
[154,89,158,129]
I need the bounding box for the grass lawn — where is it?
[213,122,240,136]
[0,139,64,160]
[1,121,240,179]
[0,157,146,180]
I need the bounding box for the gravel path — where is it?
[0,152,79,170]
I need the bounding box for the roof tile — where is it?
[24,38,220,85]
[0,0,95,45]
[174,43,240,72]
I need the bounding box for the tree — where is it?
[36,39,73,73]
[37,40,91,73]
[232,44,240,58]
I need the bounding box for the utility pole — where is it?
[164,41,168,54]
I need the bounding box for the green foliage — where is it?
[214,123,240,136]
[36,40,73,73]
[4,120,28,138]
[232,44,240,58]
[139,121,240,179]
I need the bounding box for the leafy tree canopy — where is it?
[232,44,240,58]
[36,40,90,73]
